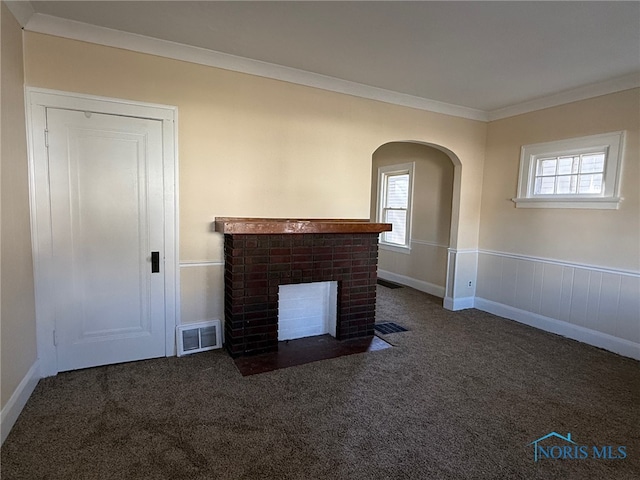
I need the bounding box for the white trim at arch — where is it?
[25,87,180,377]
[372,140,472,311]
[417,145,473,311]
[379,139,463,250]
[402,142,478,310]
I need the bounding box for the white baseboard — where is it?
[378,270,445,298]
[443,296,475,311]
[1,360,41,445]
[475,297,640,361]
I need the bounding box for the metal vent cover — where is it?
[177,320,222,356]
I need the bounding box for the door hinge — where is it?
[44,129,49,148]
[53,329,58,346]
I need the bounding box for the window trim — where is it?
[377,162,414,251]
[512,131,625,209]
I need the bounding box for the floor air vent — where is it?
[376,278,403,289]
[374,322,409,335]
[177,320,222,356]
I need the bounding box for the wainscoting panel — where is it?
[513,259,535,312]
[570,268,590,328]
[476,250,640,359]
[618,276,640,342]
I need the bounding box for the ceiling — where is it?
[10,1,640,117]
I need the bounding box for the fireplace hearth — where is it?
[215,218,392,357]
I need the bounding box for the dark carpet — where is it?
[1,286,639,479]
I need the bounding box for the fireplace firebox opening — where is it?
[278,281,338,341]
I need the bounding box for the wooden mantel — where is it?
[214,217,392,235]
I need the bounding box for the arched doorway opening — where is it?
[370,141,461,303]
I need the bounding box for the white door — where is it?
[47,108,166,372]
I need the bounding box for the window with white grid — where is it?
[513,132,625,209]
[534,152,605,196]
[377,163,414,250]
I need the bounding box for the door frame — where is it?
[26,87,179,376]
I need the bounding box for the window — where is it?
[533,153,605,195]
[377,163,414,250]
[513,132,625,209]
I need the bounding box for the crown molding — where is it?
[21,12,639,123]
[23,13,489,122]
[4,0,35,27]
[488,73,640,121]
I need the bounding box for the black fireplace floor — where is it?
[233,334,392,376]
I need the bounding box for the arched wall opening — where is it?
[370,141,462,301]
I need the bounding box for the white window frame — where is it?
[377,162,415,252]
[512,131,625,209]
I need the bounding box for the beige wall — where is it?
[23,32,487,325]
[15,32,636,335]
[23,33,487,258]
[481,89,640,271]
[371,142,453,292]
[477,89,640,352]
[1,3,38,409]
[2,18,636,420]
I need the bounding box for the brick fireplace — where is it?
[215,218,391,357]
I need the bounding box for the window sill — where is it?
[380,243,411,254]
[511,197,622,210]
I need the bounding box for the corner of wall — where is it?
[444,248,478,311]
[1,0,39,442]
